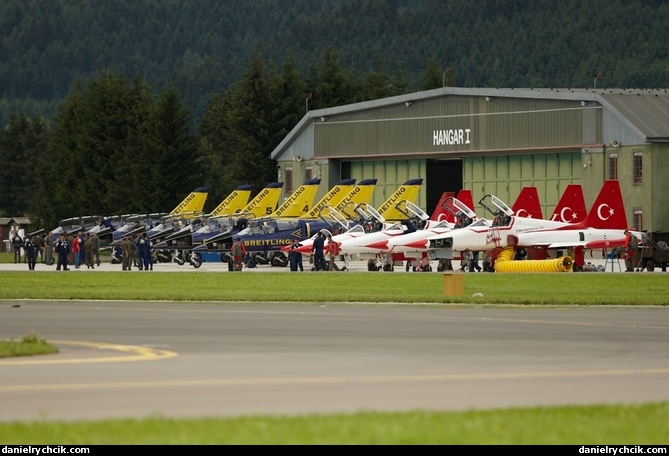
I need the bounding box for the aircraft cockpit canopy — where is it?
[467,219,490,229]
[479,194,514,218]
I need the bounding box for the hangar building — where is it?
[271,87,669,241]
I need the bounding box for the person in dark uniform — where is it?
[135,232,151,271]
[469,250,482,272]
[11,231,23,263]
[24,236,37,270]
[288,238,303,272]
[311,231,327,271]
[55,234,70,271]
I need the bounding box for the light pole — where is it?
[306,92,313,112]
[594,72,603,89]
[442,67,452,88]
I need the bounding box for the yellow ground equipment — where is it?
[494,247,573,273]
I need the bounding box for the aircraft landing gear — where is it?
[173,251,185,266]
[190,252,202,268]
[270,252,288,267]
[156,250,172,263]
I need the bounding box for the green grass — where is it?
[2,259,668,444]
[0,331,59,357]
[1,403,668,444]
[0,270,668,305]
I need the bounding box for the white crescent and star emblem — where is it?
[597,204,614,220]
[560,207,576,222]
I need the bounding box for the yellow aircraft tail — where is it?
[209,184,254,217]
[376,178,424,221]
[334,178,378,217]
[238,182,284,219]
[169,186,210,218]
[270,178,321,218]
[300,178,358,219]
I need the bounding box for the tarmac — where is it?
[0,253,649,273]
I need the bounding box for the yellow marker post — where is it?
[443,271,464,296]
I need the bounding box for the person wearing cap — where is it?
[232,237,246,271]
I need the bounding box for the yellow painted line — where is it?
[1,367,668,392]
[0,340,177,366]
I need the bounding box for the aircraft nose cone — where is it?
[365,240,388,250]
[295,245,312,254]
[404,239,428,249]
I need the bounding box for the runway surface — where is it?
[1,300,668,422]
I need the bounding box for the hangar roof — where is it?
[271,87,669,160]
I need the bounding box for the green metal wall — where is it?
[349,159,427,212]
[464,152,583,217]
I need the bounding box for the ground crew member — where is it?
[24,236,37,270]
[92,231,101,266]
[624,229,639,271]
[232,237,246,271]
[45,231,54,265]
[55,234,70,271]
[289,238,303,272]
[84,234,95,269]
[11,231,23,263]
[327,234,340,271]
[121,236,132,271]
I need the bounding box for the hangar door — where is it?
[463,152,582,217]
[349,159,427,212]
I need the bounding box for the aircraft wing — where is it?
[513,230,632,251]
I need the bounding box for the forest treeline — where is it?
[1,0,668,229]
[0,49,450,229]
[3,0,669,125]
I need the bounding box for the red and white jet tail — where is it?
[578,180,629,230]
[454,189,475,218]
[549,184,586,224]
[429,192,455,222]
[511,187,543,219]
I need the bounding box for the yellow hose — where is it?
[494,247,573,273]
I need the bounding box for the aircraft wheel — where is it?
[157,251,171,263]
[271,254,288,267]
[190,253,202,268]
[220,253,231,263]
[383,263,393,272]
[422,264,432,272]
[647,259,655,272]
[174,256,185,266]
[184,251,192,263]
[254,253,269,265]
